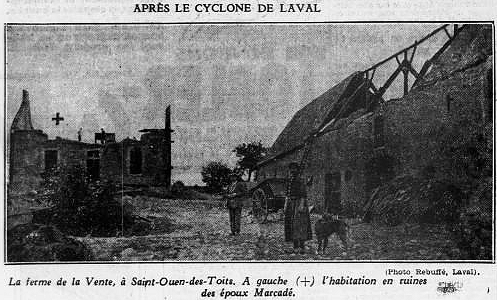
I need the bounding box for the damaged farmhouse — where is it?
[9,90,173,194]
[254,24,493,218]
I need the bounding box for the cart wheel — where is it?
[252,188,269,223]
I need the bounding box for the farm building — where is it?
[255,24,493,215]
[8,90,173,195]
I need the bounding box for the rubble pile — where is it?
[363,175,462,226]
[7,223,93,262]
[452,178,492,260]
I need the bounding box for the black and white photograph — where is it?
[5,23,494,262]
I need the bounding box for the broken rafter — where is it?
[298,80,370,173]
[395,55,402,66]
[409,45,417,63]
[412,25,465,88]
[258,24,465,168]
[317,79,369,133]
[443,27,453,39]
[258,78,370,167]
[368,24,466,98]
[369,68,376,80]
[413,58,432,87]
[404,62,419,79]
[379,24,465,94]
[364,24,449,73]
[402,51,409,96]
[378,64,403,97]
[369,81,379,94]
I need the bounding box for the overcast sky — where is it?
[6,24,448,184]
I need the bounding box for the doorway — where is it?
[365,154,394,197]
[86,150,100,180]
[44,150,58,172]
[129,147,142,175]
[324,172,342,214]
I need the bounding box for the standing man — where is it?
[226,174,247,235]
[77,127,83,142]
[100,128,106,144]
[285,162,312,253]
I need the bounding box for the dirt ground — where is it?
[79,197,458,261]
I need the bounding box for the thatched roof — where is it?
[267,72,368,158]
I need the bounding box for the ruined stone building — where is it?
[8,90,173,194]
[256,24,493,214]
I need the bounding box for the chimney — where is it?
[23,89,29,103]
[11,89,34,131]
[165,105,174,189]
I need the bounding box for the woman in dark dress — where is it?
[285,163,312,253]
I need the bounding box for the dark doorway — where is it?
[129,147,142,175]
[44,150,58,172]
[86,150,100,180]
[324,172,342,214]
[365,154,395,197]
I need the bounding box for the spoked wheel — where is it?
[252,188,269,223]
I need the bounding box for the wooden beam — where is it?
[412,25,465,88]
[378,64,403,96]
[404,61,420,78]
[317,80,368,131]
[259,24,466,168]
[369,81,379,93]
[403,68,409,96]
[403,51,409,96]
[409,45,417,63]
[412,59,431,87]
[364,24,449,73]
[395,55,402,65]
[258,79,370,167]
[443,27,453,39]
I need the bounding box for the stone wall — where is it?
[260,56,491,215]
[9,130,48,194]
[44,138,102,169]
[258,111,375,213]
[100,134,168,186]
[257,25,493,216]
[381,24,493,179]
[9,131,170,194]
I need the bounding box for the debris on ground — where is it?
[79,198,459,261]
[7,223,93,262]
[363,175,463,226]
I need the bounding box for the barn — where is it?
[255,24,493,216]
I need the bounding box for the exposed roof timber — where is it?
[258,24,466,168]
[364,24,453,74]
[258,77,368,166]
[368,24,465,94]
[318,79,368,132]
[412,25,465,88]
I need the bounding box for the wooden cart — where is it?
[250,178,287,222]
